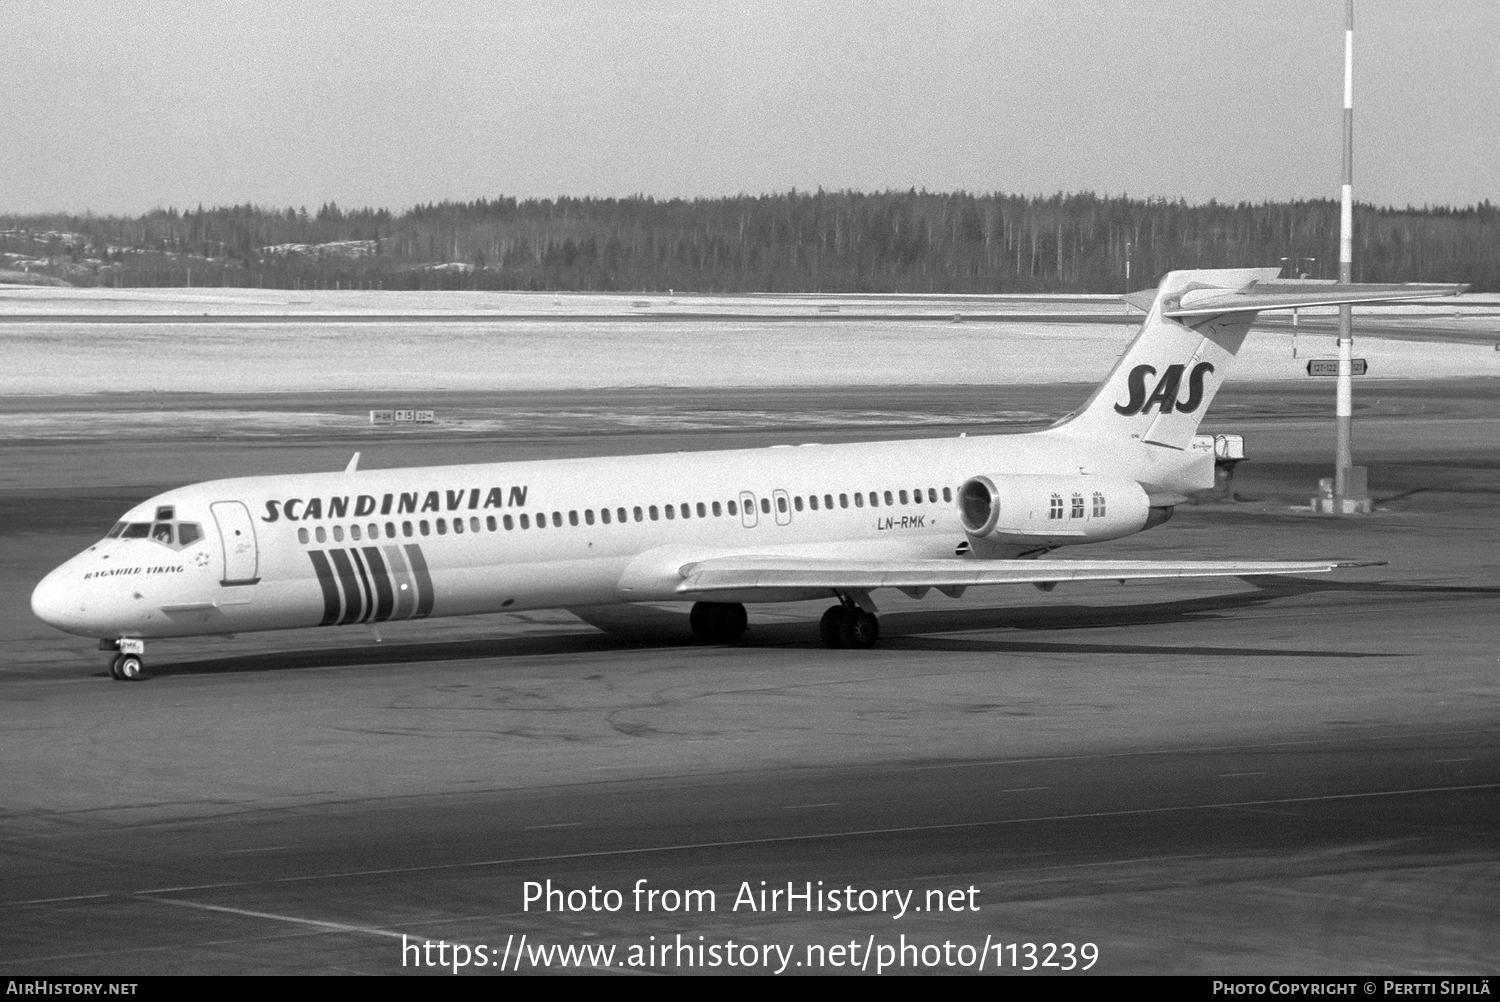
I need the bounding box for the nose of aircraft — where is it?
[31,563,89,634]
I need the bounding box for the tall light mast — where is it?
[1323,0,1370,514]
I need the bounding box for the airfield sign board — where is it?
[1306,359,1367,376]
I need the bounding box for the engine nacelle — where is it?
[957,474,1155,550]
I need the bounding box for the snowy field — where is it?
[1,287,1497,394]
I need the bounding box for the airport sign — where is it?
[1306,359,1367,376]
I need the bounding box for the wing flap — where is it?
[676,556,1380,595]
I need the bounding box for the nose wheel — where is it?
[109,653,145,680]
[819,604,880,649]
[104,640,147,681]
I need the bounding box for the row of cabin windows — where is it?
[293,485,960,545]
[1047,492,1107,520]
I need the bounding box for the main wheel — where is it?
[689,602,716,642]
[690,602,747,643]
[116,654,145,680]
[819,606,846,648]
[709,603,747,643]
[109,654,124,680]
[838,609,880,649]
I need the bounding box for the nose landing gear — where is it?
[103,639,146,681]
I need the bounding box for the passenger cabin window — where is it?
[663,505,674,520]
[1093,492,1106,518]
[634,506,644,522]
[520,514,530,529]
[315,526,327,543]
[333,525,345,541]
[854,494,864,508]
[760,498,771,515]
[696,502,706,518]
[899,490,908,505]
[552,512,562,527]
[794,496,803,511]
[584,510,594,525]
[504,515,515,530]
[713,501,723,517]
[600,509,611,525]
[298,527,310,544]
[403,521,414,536]
[1071,493,1085,519]
[451,519,462,534]
[777,496,788,513]
[943,487,953,502]
[1049,494,1064,520]
[727,500,737,516]
[569,511,579,526]
[385,522,396,537]
[840,494,849,509]
[351,524,362,540]
[487,516,497,531]
[884,491,894,506]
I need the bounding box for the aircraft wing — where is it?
[676,556,1379,597]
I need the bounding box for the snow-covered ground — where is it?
[2,288,1496,394]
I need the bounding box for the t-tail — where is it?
[1052,268,1466,450]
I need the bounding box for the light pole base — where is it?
[1313,466,1371,514]
[1312,495,1373,515]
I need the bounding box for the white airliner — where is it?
[32,268,1463,679]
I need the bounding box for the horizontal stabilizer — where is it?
[677,556,1381,596]
[1165,280,1466,318]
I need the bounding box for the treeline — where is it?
[4,191,1497,292]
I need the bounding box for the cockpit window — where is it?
[112,518,202,548]
[155,505,175,521]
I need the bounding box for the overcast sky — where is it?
[3,1,1495,215]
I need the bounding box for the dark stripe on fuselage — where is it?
[361,546,396,622]
[404,543,435,619]
[328,548,365,625]
[349,547,376,623]
[308,550,342,626]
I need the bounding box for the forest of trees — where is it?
[3,190,1496,293]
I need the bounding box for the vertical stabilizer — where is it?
[1053,268,1278,451]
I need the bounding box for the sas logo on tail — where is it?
[1114,362,1215,416]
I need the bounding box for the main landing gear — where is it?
[689,602,748,644]
[103,639,146,681]
[819,602,880,649]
